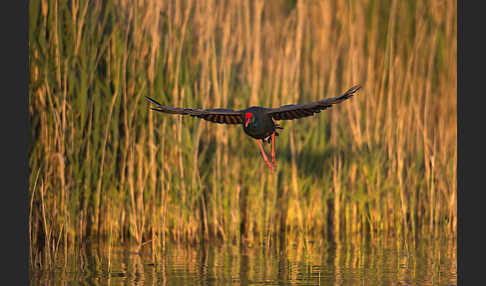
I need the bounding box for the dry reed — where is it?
[29,0,457,262]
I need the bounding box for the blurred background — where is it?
[28,0,456,262]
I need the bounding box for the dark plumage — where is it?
[146,85,361,171]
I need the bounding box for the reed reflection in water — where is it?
[30,234,456,286]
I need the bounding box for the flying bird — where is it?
[146,85,361,172]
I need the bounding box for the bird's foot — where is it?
[257,139,275,172]
[261,156,274,172]
[268,162,275,172]
[263,151,276,172]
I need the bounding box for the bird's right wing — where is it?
[146,96,244,124]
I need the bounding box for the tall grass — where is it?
[29,0,456,261]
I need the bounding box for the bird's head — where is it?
[244,112,255,127]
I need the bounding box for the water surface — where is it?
[30,235,456,285]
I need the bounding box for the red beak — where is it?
[244,112,252,127]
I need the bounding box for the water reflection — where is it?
[30,236,456,285]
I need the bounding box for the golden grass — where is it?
[29,0,456,261]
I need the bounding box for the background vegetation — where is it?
[29,0,456,263]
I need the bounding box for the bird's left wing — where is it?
[146,96,244,124]
[266,85,361,121]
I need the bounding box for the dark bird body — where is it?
[146,85,361,171]
[242,106,279,140]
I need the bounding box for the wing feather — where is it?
[266,85,361,121]
[146,97,244,124]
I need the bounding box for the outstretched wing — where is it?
[266,85,361,121]
[146,96,244,124]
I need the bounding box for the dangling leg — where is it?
[257,139,274,172]
[271,132,276,166]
